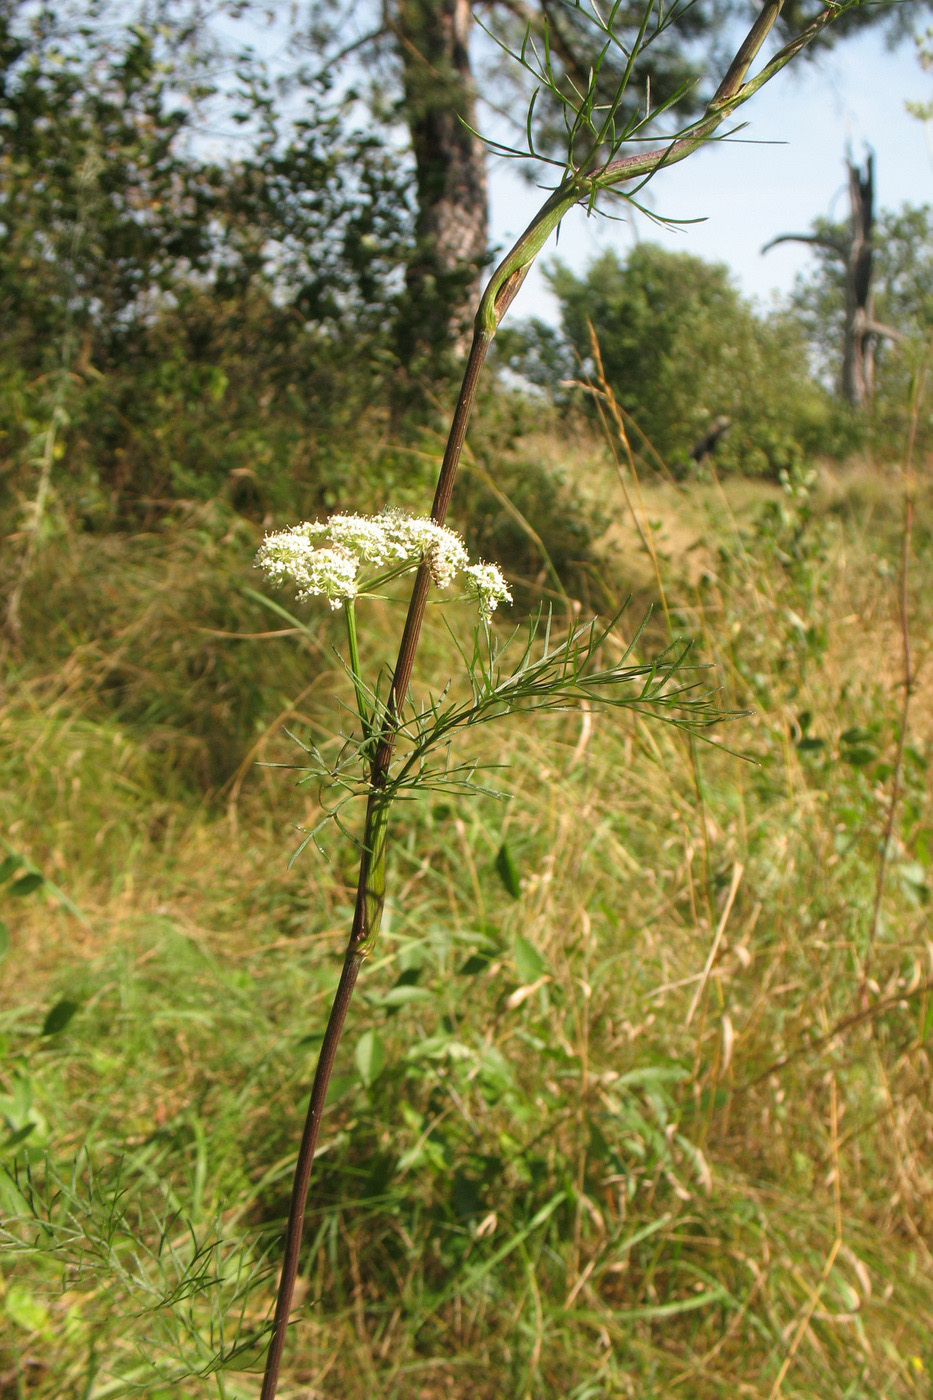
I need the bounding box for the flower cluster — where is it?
[462,562,513,615]
[256,511,512,616]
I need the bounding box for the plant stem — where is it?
[257,7,860,1388]
[343,598,371,740]
[373,326,494,778]
[259,326,493,1400]
[258,952,360,1400]
[863,353,927,977]
[260,790,388,1400]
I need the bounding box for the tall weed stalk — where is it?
[864,346,929,978]
[257,3,876,1393]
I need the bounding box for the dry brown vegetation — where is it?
[2,401,932,1398]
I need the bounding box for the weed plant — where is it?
[3,2,932,1398]
[244,5,883,1392]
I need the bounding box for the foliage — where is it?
[294,0,933,351]
[0,1,411,355]
[0,0,414,518]
[906,23,933,119]
[2,3,931,1396]
[308,0,933,160]
[502,245,853,475]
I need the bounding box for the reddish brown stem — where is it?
[254,2,855,1377]
[258,953,361,1400]
[258,327,492,1398]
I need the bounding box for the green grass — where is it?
[1,443,932,1399]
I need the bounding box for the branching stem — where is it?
[259,309,494,1400]
[258,3,861,1392]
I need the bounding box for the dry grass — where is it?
[1,443,932,1397]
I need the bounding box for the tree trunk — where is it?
[841,153,874,407]
[762,152,881,409]
[394,0,488,356]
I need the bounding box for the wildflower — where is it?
[379,511,470,586]
[256,529,358,608]
[463,562,513,615]
[256,510,510,617]
[327,514,394,566]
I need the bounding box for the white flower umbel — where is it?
[379,511,470,588]
[463,561,513,615]
[255,527,359,608]
[256,511,509,617]
[327,513,395,567]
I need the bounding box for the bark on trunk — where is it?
[394,0,488,356]
[841,153,875,407]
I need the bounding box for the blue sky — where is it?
[488,26,932,323]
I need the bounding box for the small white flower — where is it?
[463,562,513,615]
[380,511,469,586]
[328,514,393,566]
[296,546,360,607]
[256,530,359,607]
[256,511,510,617]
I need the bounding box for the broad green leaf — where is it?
[0,921,8,960]
[459,952,492,975]
[355,1029,386,1087]
[0,856,20,883]
[406,1035,471,1061]
[514,934,549,981]
[842,746,878,767]
[495,843,521,900]
[3,1124,37,1149]
[905,745,928,773]
[9,873,43,897]
[840,727,876,745]
[41,999,80,1036]
[297,1032,325,1049]
[392,967,422,988]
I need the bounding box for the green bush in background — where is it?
[502,245,863,476]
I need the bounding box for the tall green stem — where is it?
[343,598,371,741]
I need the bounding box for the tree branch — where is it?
[298,22,390,88]
[866,319,906,342]
[761,231,847,256]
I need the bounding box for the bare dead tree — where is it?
[763,153,902,406]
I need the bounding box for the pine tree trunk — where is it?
[394,0,488,356]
